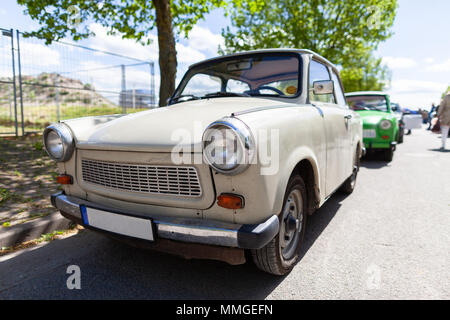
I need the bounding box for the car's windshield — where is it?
[171,53,300,103]
[346,95,389,112]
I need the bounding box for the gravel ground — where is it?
[0,127,448,299]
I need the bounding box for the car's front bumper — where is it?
[364,140,397,150]
[51,193,279,250]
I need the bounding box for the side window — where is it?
[331,71,347,106]
[309,60,335,103]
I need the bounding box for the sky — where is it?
[0,0,449,109]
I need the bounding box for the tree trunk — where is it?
[153,0,177,107]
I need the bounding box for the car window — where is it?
[331,71,347,106]
[182,74,222,97]
[346,95,389,112]
[226,79,250,93]
[309,60,335,103]
[173,53,301,102]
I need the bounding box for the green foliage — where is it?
[442,86,450,99]
[0,188,11,204]
[222,0,398,92]
[17,0,226,45]
[33,141,44,151]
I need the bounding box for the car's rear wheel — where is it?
[251,175,307,276]
[398,127,404,144]
[340,148,360,194]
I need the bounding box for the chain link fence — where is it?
[0,28,156,136]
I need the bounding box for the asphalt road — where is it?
[1,127,449,299]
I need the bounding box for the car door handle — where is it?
[344,115,353,120]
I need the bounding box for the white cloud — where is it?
[387,79,448,108]
[176,44,206,64]
[186,26,224,55]
[390,79,447,94]
[424,57,434,64]
[382,57,417,69]
[87,23,159,62]
[20,43,61,67]
[425,59,450,72]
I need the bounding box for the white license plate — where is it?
[363,129,376,138]
[81,206,154,241]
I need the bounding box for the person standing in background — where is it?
[438,91,450,150]
[427,103,437,130]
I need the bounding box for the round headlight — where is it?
[43,123,74,162]
[380,120,392,130]
[203,117,255,175]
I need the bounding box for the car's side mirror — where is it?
[391,106,398,112]
[313,80,334,95]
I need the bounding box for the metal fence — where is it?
[0,27,156,136]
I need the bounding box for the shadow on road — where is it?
[360,158,389,169]
[428,148,450,153]
[0,193,348,300]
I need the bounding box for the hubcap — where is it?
[279,189,303,260]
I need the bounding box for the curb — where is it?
[0,213,72,248]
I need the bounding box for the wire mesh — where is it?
[0,28,156,135]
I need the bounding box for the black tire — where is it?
[340,148,360,194]
[384,148,394,162]
[398,128,404,144]
[251,175,308,276]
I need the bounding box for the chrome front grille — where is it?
[81,159,202,197]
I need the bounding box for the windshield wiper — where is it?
[202,92,250,98]
[171,94,201,104]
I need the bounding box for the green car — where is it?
[345,92,399,162]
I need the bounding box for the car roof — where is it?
[345,91,389,97]
[188,48,338,71]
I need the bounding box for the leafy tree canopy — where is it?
[221,0,398,92]
[18,0,225,44]
[442,86,450,99]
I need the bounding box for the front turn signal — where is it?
[56,174,73,185]
[217,193,245,210]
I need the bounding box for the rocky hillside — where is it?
[0,73,115,107]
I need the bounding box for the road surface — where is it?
[1,127,449,299]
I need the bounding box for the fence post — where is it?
[16,30,25,136]
[149,62,155,108]
[10,29,19,137]
[121,64,126,113]
[54,73,60,122]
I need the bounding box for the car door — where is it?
[309,60,351,196]
[331,69,354,180]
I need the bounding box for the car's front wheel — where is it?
[251,175,307,276]
[384,147,394,162]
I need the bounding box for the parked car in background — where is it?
[391,102,405,143]
[402,109,423,135]
[346,91,399,161]
[44,49,363,276]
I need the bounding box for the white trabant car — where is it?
[45,49,363,275]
